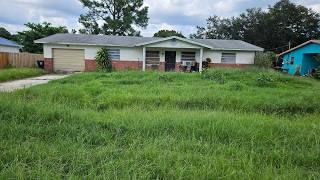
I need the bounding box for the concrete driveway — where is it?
[0,74,71,92]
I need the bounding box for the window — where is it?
[221,53,236,64]
[290,57,295,65]
[181,52,196,61]
[108,49,120,60]
[146,51,160,65]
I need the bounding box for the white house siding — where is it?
[235,51,255,64]
[203,50,222,63]
[43,44,256,67]
[203,50,255,64]
[44,44,143,61]
[0,45,20,53]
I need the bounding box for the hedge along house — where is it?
[279,40,320,75]
[35,33,263,72]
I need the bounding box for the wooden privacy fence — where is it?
[0,53,9,68]
[0,52,44,68]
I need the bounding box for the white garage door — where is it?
[53,49,85,72]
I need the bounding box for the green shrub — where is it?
[257,73,274,87]
[202,69,226,84]
[202,58,212,70]
[95,48,112,72]
[254,52,275,68]
[314,66,320,79]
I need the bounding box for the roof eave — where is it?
[34,41,135,48]
[135,36,213,49]
[278,40,320,57]
[0,44,22,48]
[212,48,264,52]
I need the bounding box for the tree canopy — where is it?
[79,0,149,36]
[0,27,13,40]
[153,30,185,38]
[190,0,320,52]
[16,22,68,53]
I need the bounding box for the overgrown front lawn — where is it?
[0,68,320,179]
[0,68,45,82]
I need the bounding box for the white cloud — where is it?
[141,23,196,37]
[0,0,319,36]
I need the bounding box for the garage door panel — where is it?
[53,49,85,72]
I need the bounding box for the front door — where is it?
[165,51,176,71]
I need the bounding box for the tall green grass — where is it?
[0,68,320,178]
[0,68,45,82]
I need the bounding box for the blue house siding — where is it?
[282,43,320,75]
[302,54,320,75]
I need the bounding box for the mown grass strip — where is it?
[0,68,45,82]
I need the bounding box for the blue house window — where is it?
[290,57,295,65]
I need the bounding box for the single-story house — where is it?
[35,33,264,72]
[0,37,21,53]
[279,40,320,75]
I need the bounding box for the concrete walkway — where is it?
[0,74,71,92]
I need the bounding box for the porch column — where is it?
[199,48,203,72]
[142,46,146,71]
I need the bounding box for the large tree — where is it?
[266,0,320,50]
[190,0,320,52]
[153,30,185,38]
[0,27,13,40]
[16,22,68,53]
[190,16,235,39]
[79,0,149,36]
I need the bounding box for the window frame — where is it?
[181,52,196,61]
[108,49,120,61]
[221,53,236,64]
[146,51,160,65]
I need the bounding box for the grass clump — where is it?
[202,69,226,84]
[0,68,45,82]
[257,73,275,87]
[1,68,320,178]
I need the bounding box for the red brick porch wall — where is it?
[175,62,182,72]
[85,60,97,72]
[44,58,53,72]
[86,60,142,71]
[112,60,142,70]
[208,63,252,68]
[159,62,165,71]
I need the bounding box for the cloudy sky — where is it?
[0,0,319,37]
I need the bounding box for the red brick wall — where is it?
[159,62,165,71]
[44,58,53,72]
[85,60,97,72]
[175,63,182,72]
[209,63,251,68]
[112,61,142,70]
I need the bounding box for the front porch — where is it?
[136,36,210,72]
[141,47,205,72]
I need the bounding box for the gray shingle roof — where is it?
[193,39,263,51]
[35,33,263,51]
[0,37,21,47]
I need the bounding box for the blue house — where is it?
[279,40,320,75]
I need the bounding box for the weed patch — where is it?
[1,69,320,178]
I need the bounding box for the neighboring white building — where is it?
[0,37,21,53]
[35,34,264,72]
